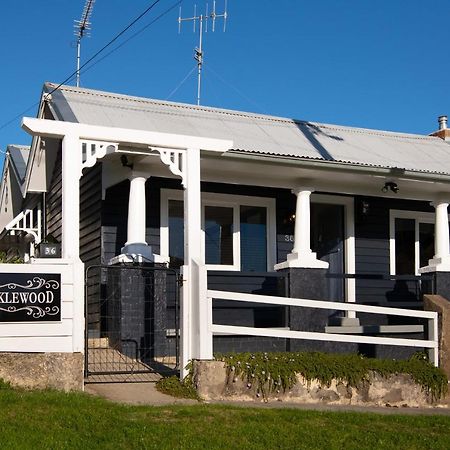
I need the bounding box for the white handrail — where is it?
[4,205,42,245]
[207,289,439,366]
[208,290,436,319]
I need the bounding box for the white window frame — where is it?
[311,194,356,304]
[160,189,277,271]
[389,209,438,275]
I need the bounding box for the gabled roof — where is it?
[42,82,450,176]
[7,145,30,183]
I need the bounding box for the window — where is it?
[390,210,443,275]
[161,190,276,271]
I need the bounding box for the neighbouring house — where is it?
[1,82,449,380]
[0,145,31,259]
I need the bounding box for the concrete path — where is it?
[84,382,197,406]
[84,382,450,415]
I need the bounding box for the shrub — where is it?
[216,351,448,401]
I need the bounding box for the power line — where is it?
[46,0,163,98]
[0,0,170,132]
[79,0,182,77]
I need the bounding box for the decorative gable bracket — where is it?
[151,147,186,187]
[80,140,118,175]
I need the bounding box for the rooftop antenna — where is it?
[178,1,228,105]
[74,0,96,87]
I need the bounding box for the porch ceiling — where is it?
[200,153,450,201]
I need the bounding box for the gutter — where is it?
[224,150,450,184]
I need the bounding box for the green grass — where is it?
[0,385,449,449]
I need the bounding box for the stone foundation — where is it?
[193,360,439,408]
[0,352,84,391]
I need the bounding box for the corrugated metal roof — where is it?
[7,145,30,182]
[44,82,450,176]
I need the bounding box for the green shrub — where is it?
[0,251,23,263]
[216,351,448,401]
[156,375,200,400]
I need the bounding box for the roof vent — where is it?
[438,115,448,130]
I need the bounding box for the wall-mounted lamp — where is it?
[120,154,134,170]
[382,181,399,194]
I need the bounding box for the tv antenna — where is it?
[178,1,228,105]
[74,0,96,87]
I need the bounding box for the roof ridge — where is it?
[45,82,435,142]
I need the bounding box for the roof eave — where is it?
[225,150,450,184]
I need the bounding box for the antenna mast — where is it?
[74,0,96,87]
[178,1,228,105]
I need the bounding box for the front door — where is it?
[311,203,345,301]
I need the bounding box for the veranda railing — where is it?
[206,290,439,366]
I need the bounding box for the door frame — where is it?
[311,194,356,304]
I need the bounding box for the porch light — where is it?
[120,154,134,169]
[382,181,399,194]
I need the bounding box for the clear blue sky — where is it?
[1,0,449,166]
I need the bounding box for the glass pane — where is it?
[419,222,434,268]
[240,206,267,272]
[205,206,233,265]
[168,200,184,268]
[395,218,415,275]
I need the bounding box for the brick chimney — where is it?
[430,115,450,141]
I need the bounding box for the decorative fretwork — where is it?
[153,148,186,186]
[80,140,118,174]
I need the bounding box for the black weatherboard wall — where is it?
[354,195,434,305]
[46,146,62,243]
[80,163,103,333]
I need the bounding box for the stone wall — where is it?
[193,360,438,408]
[0,352,84,391]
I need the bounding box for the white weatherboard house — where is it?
[0,82,448,386]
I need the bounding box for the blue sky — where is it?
[0,0,449,165]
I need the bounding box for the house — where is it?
[0,145,31,259]
[0,82,448,379]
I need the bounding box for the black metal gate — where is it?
[84,265,180,383]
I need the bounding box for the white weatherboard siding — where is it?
[0,259,84,353]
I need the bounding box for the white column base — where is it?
[419,256,450,273]
[109,244,169,265]
[274,251,329,270]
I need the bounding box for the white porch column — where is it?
[61,134,81,260]
[125,172,148,246]
[434,201,450,261]
[181,147,212,378]
[117,170,157,263]
[420,200,450,272]
[274,187,328,270]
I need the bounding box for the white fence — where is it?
[207,290,439,366]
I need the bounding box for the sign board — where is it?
[0,273,61,322]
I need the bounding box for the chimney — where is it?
[430,115,450,141]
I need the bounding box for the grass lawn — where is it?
[1,385,450,450]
